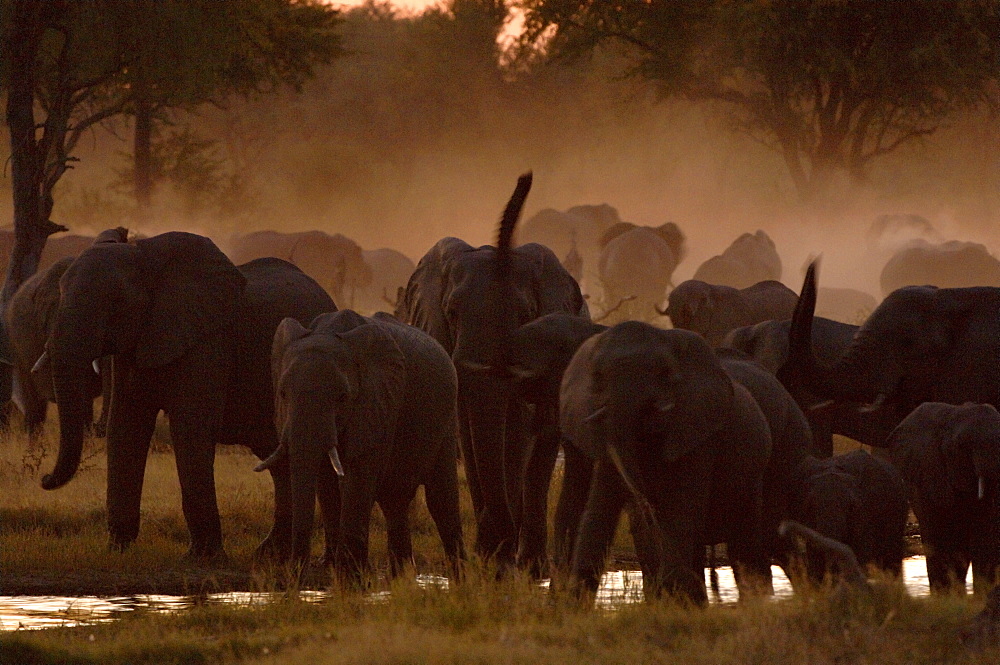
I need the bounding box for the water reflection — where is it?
[0,557,973,631]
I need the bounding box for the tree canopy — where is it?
[522,0,1000,202]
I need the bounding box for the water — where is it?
[0,557,969,631]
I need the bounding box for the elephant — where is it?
[815,287,877,324]
[227,230,372,308]
[886,402,1000,595]
[596,222,686,322]
[662,279,798,347]
[865,213,940,254]
[692,229,782,289]
[722,317,899,456]
[261,309,465,579]
[41,232,336,558]
[518,203,623,296]
[879,239,1000,298]
[559,322,773,603]
[788,449,908,585]
[4,228,130,435]
[397,173,587,572]
[777,260,1000,450]
[353,248,415,316]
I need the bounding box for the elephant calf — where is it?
[264,309,465,579]
[788,449,908,586]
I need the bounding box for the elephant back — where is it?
[226,257,337,447]
[880,239,1000,296]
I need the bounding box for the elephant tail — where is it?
[496,172,533,277]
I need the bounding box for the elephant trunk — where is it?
[288,409,336,562]
[43,360,93,489]
[44,308,106,490]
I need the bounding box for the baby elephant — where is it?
[262,310,465,580]
[887,402,1000,595]
[789,450,908,586]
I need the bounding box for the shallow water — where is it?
[0,557,971,631]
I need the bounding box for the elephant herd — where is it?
[5,175,1000,605]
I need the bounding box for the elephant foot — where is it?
[182,547,230,567]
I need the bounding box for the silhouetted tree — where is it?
[522,0,1000,202]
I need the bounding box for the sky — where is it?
[332,0,525,43]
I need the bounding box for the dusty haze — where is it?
[4,3,1000,300]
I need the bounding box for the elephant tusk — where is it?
[329,446,345,477]
[507,364,536,380]
[585,404,607,423]
[655,400,675,413]
[980,476,986,501]
[31,351,50,375]
[457,360,495,374]
[254,442,287,472]
[92,360,100,375]
[808,399,835,412]
[859,393,888,413]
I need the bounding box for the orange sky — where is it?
[332,0,525,42]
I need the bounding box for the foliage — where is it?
[520,0,1000,202]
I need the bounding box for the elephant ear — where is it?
[658,337,735,463]
[887,403,955,505]
[271,318,310,395]
[398,237,471,353]
[598,222,636,248]
[521,244,587,317]
[134,232,247,368]
[559,332,604,459]
[338,321,406,460]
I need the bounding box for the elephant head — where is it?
[780,260,971,416]
[42,232,246,490]
[888,402,1000,506]
[661,280,750,345]
[266,310,405,561]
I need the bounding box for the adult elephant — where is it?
[865,213,940,254]
[723,317,898,456]
[5,228,128,435]
[559,323,773,603]
[662,279,797,347]
[886,402,1000,595]
[518,203,623,296]
[262,310,464,579]
[778,261,1000,449]
[353,248,415,315]
[789,449,908,585]
[42,232,336,558]
[597,222,685,322]
[397,173,586,572]
[815,287,877,324]
[227,230,372,308]
[693,230,782,289]
[879,239,1000,297]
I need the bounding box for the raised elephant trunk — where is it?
[781,261,886,407]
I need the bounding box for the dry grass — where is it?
[2,416,995,664]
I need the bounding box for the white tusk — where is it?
[979,476,986,501]
[329,446,345,477]
[254,442,288,472]
[31,351,50,375]
[656,400,675,413]
[585,404,608,423]
[92,360,100,375]
[808,399,835,412]
[507,365,535,380]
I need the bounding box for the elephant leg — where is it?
[335,468,378,583]
[627,504,663,598]
[516,404,560,577]
[105,393,159,551]
[423,445,466,576]
[170,412,224,558]
[316,459,341,564]
[925,544,970,593]
[808,412,834,458]
[457,394,482,518]
[380,492,416,578]
[571,458,628,597]
[553,445,595,571]
[17,368,47,438]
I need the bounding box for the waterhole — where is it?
[0,557,968,631]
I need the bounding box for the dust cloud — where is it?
[8,3,1000,300]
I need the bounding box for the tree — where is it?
[521,0,1000,202]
